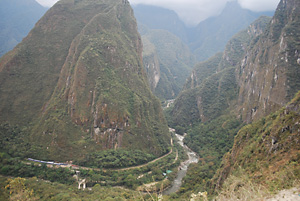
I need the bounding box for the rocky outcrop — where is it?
[236,0,300,123]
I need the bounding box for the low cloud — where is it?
[129,0,280,26]
[35,0,59,7]
[129,0,234,26]
[238,0,280,12]
[36,0,281,26]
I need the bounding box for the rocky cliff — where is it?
[237,0,300,123]
[211,0,300,195]
[0,0,170,161]
[170,16,271,128]
[140,27,196,100]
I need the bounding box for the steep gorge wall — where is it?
[237,0,300,123]
[170,16,271,127]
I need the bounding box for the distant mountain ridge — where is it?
[141,26,196,100]
[0,0,47,57]
[133,2,274,62]
[134,2,274,101]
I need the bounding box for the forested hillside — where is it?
[167,0,300,199]
[0,0,170,162]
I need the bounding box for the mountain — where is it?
[171,0,300,198]
[212,0,300,195]
[189,1,274,61]
[213,90,300,199]
[0,0,170,162]
[133,2,274,62]
[132,5,188,42]
[141,26,196,100]
[170,16,271,128]
[165,16,272,196]
[236,0,300,123]
[0,0,47,57]
[133,3,273,101]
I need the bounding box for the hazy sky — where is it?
[35,0,280,26]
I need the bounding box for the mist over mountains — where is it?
[0,0,299,200]
[134,1,274,62]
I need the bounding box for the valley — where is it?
[163,133,199,195]
[0,0,300,200]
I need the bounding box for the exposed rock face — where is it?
[140,28,195,100]
[142,37,160,91]
[211,0,300,193]
[237,0,300,123]
[0,0,170,161]
[171,16,271,127]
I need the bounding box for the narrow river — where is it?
[163,133,199,195]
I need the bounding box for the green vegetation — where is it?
[177,114,243,196]
[165,16,273,199]
[0,153,74,185]
[77,149,155,168]
[141,27,196,100]
[0,0,170,162]
[213,91,300,196]
[0,129,187,196]
[0,175,147,201]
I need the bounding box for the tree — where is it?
[5,177,39,200]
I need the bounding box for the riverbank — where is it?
[163,133,199,195]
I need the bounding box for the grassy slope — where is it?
[213,90,300,198]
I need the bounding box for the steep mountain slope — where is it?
[209,0,300,197]
[170,16,271,128]
[0,0,47,57]
[133,5,188,42]
[189,1,274,61]
[133,3,272,101]
[237,0,300,123]
[165,17,271,197]
[0,0,170,162]
[141,27,195,100]
[213,90,300,197]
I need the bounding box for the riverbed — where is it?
[163,133,199,195]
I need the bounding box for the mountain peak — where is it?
[0,0,170,162]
